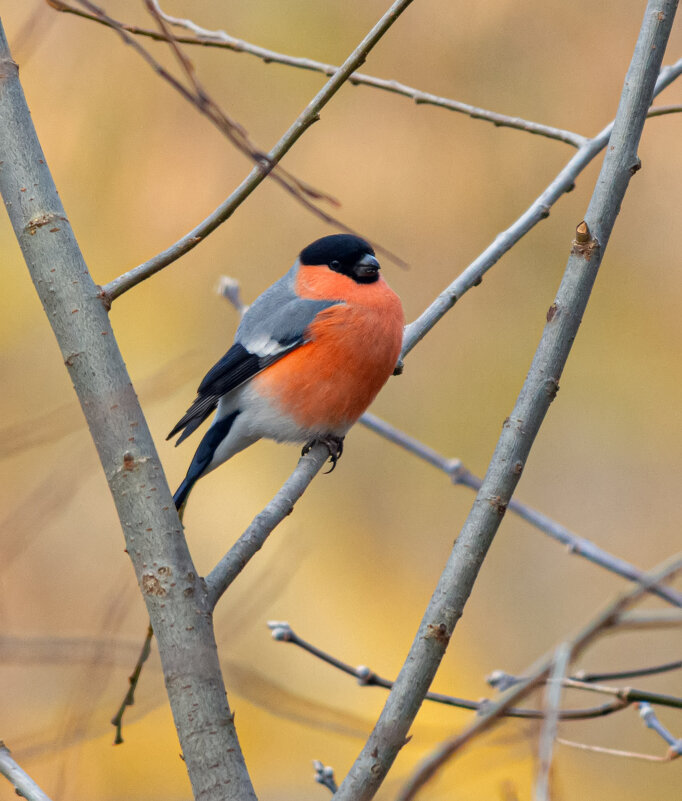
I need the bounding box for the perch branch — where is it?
[204,445,330,609]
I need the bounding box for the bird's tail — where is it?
[172,410,240,518]
[173,479,194,519]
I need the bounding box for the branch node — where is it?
[267,620,293,641]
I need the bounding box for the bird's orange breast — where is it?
[252,264,404,432]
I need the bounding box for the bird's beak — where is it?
[355,253,380,277]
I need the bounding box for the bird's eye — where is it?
[330,260,340,270]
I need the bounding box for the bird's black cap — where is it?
[299,234,379,283]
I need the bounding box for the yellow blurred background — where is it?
[1,1,681,799]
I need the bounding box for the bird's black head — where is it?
[299,234,380,284]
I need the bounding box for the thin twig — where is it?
[639,702,682,755]
[574,658,682,683]
[534,643,571,801]
[0,742,54,801]
[267,622,630,721]
[647,103,682,117]
[313,760,339,794]
[110,624,154,744]
[49,0,587,147]
[559,679,682,711]
[75,0,370,254]
[399,55,682,359]
[396,555,682,801]
[99,0,416,302]
[360,412,682,608]
[613,610,682,630]
[556,737,674,762]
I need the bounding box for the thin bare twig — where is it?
[0,742,54,801]
[267,622,630,721]
[76,0,380,259]
[639,702,682,755]
[534,643,571,801]
[313,760,339,795]
[49,0,587,147]
[399,54,682,359]
[574,658,682,683]
[360,412,682,608]
[556,737,674,762]
[647,103,682,117]
[396,555,682,801]
[99,0,415,302]
[613,610,682,630]
[110,623,154,744]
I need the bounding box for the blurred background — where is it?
[1,1,681,799]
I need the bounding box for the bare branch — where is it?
[574,658,682,683]
[0,20,257,800]
[534,643,571,801]
[639,702,682,755]
[400,55,682,359]
[336,6,679,796]
[647,102,682,117]
[396,554,682,801]
[267,622,630,721]
[110,624,154,744]
[360,412,682,608]
[0,742,54,801]
[100,0,416,302]
[204,445,330,608]
[49,0,587,147]
[556,736,675,762]
[313,760,339,795]
[613,610,682,629]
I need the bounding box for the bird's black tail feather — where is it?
[173,410,239,517]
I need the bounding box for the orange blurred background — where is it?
[1,1,681,799]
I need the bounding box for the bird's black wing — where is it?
[167,342,295,445]
[167,281,341,445]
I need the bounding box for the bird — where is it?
[168,233,405,516]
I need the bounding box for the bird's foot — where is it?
[302,436,345,473]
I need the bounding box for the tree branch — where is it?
[267,622,633,720]
[335,5,679,799]
[49,0,587,147]
[0,742,54,801]
[360,412,682,608]
[400,55,682,358]
[534,643,571,801]
[204,445,330,609]
[0,19,257,801]
[99,0,416,302]
[397,554,682,801]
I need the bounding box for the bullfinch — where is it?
[168,234,404,514]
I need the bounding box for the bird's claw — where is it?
[302,436,344,473]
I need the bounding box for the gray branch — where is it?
[334,4,679,799]
[0,742,54,801]
[360,412,682,608]
[204,445,330,608]
[400,55,682,359]
[101,0,416,302]
[0,20,256,801]
[398,554,682,800]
